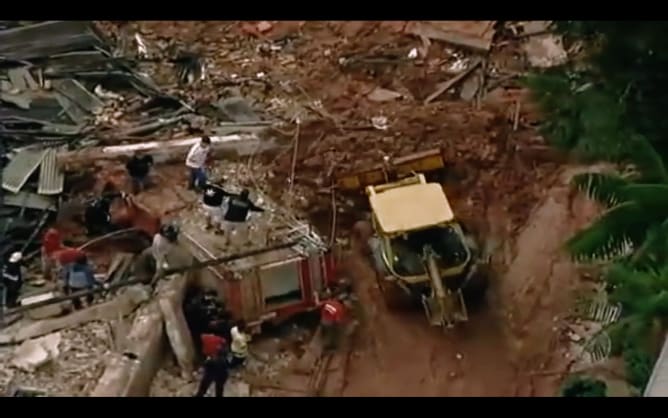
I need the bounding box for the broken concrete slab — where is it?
[92,276,191,397]
[215,97,261,123]
[367,87,403,102]
[11,332,61,372]
[159,289,195,374]
[21,292,64,320]
[0,288,147,345]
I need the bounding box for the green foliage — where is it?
[560,375,608,397]
[623,347,653,391]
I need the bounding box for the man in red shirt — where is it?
[320,293,347,352]
[41,228,86,282]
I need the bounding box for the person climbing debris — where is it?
[185,136,211,190]
[63,254,99,310]
[1,252,24,308]
[222,189,265,244]
[84,191,125,236]
[229,320,251,369]
[194,336,230,397]
[126,153,154,193]
[201,180,233,231]
[41,228,87,283]
[152,224,179,276]
[320,292,347,351]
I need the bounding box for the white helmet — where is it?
[9,252,22,263]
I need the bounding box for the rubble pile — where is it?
[0,322,110,396]
[93,20,567,239]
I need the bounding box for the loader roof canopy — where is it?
[369,183,454,235]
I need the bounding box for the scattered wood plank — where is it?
[405,21,496,52]
[424,58,482,105]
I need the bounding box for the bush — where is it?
[623,347,653,391]
[560,375,608,397]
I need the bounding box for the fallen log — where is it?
[57,133,279,171]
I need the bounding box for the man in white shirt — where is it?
[229,320,251,370]
[185,136,211,190]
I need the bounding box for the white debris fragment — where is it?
[455,353,463,360]
[134,33,149,58]
[407,48,419,59]
[449,58,469,73]
[94,85,123,101]
[226,380,251,397]
[12,332,62,372]
[256,72,266,79]
[324,49,332,57]
[371,116,389,131]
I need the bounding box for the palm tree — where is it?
[566,137,668,264]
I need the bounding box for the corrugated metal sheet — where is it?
[37,148,64,195]
[3,191,56,211]
[1,148,47,193]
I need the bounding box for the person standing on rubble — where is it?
[152,224,179,276]
[84,190,126,236]
[194,336,230,397]
[1,252,24,308]
[185,136,212,191]
[41,228,62,282]
[201,180,233,231]
[63,254,99,310]
[222,189,265,244]
[229,320,252,369]
[125,153,154,194]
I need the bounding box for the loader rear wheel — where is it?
[376,274,409,310]
[461,264,489,312]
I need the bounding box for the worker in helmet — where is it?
[1,252,24,308]
[152,224,179,275]
[320,291,347,352]
[201,180,233,231]
[222,189,265,244]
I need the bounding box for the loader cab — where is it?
[366,175,472,287]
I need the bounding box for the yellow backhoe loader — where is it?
[337,150,488,328]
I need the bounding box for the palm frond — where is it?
[566,202,648,262]
[571,172,630,207]
[619,184,668,216]
[626,136,668,183]
[630,219,668,268]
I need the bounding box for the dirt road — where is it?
[336,169,600,397]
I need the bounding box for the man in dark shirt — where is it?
[222,189,265,244]
[201,181,233,231]
[126,154,154,194]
